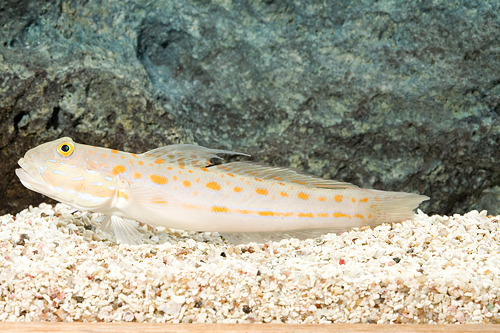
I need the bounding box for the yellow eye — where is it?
[57,142,74,157]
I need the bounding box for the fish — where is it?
[16,137,429,244]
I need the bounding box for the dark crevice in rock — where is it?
[47,106,60,130]
[13,111,28,132]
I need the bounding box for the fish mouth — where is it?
[16,158,49,193]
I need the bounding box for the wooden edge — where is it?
[0,323,495,333]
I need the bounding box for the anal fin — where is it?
[220,229,337,244]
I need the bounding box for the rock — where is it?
[0,0,184,214]
[2,0,500,216]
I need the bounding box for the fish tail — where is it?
[362,189,429,226]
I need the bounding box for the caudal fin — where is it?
[363,189,429,226]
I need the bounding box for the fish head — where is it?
[16,137,115,210]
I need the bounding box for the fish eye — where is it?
[57,143,74,157]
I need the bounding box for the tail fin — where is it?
[363,189,429,226]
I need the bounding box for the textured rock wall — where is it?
[1,0,500,216]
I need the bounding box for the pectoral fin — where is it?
[100,215,143,245]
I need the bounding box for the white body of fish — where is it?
[16,137,429,244]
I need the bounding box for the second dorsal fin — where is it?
[215,161,358,190]
[142,144,250,168]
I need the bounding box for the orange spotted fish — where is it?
[16,137,429,244]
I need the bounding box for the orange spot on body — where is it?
[196,178,200,183]
[227,173,234,177]
[111,165,126,175]
[334,195,343,202]
[133,172,142,179]
[333,212,351,218]
[297,192,309,200]
[173,176,177,181]
[89,150,94,155]
[298,212,314,218]
[318,196,326,201]
[258,211,274,217]
[352,198,356,203]
[206,182,221,191]
[201,167,209,172]
[131,154,137,158]
[354,214,364,219]
[279,191,288,197]
[256,188,268,195]
[360,198,368,203]
[129,159,134,165]
[254,178,262,182]
[117,191,129,200]
[150,174,168,185]
[317,213,329,218]
[212,206,228,213]
[152,200,167,204]
[233,187,243,193]
[138,161,144,166]
[183,180,191,187]
[111,150,119,154]
[192,191,198,196]
[101,154,108,158]
[155,159,165,164]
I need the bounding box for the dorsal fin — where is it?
[142,144,250,168]
[214,161,358,190]
[142,144,355,190]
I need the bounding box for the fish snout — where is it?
[16,157,47,187]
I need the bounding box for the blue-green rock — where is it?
[1,0,499,216]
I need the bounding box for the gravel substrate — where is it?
[0,203,499,324]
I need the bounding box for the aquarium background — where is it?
[1,0,499,216]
